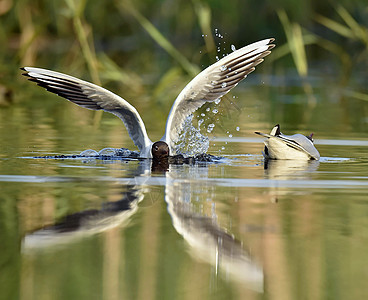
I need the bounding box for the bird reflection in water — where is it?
[22,160,152,250]
[23,158,263,291]
[262,158,320,203]
[164,168,264,292]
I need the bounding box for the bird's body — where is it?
[22,38,274,160]
[255,124,320,160]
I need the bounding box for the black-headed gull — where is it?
[255,124,320,160]
[22,38,274,159]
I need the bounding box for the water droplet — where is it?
[198,119,204,126]
[212,109,218,114]
[207,123,215,133]
[215,56,219,61]
[221,82,227,88]
[228,134,233,138]
[236,126,240,131]
[231,44,236,51]
[220,65,227,71]
[214,99,221,104]
[201,113,205,117]
[221,146,225,150]
[206,107,210,112]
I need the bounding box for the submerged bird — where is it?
[255,124,320,160]
[22,38,274,159]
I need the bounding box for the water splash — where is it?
[207,124,215,133]
[79,148,138,158]
[98,148,119,156]
[173,115,210,157]
[80,149,99,156]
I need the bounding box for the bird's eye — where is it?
[154,146,159,151]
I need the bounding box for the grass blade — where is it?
[314,14,353,39]
[278,9,308,77]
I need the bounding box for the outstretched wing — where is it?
[21,67,152,156]
[162,38,275,152]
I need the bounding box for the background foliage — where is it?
[0,0,367,102]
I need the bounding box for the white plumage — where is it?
[255,124,320,160]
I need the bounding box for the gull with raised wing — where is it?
[22,38,274,159]
[255,124,320,160]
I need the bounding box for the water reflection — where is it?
[165,166,264,292]
[23,160,153,250]
[264,159,320,179]
[262,159,320,203]
[22,158,264,292]
[23,186,143,249]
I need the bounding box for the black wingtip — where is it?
[20,67,30,77]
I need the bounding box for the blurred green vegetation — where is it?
[0,0,367,105]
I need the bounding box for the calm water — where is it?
[1,75,368,300]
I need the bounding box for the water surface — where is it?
[1,77,368,300]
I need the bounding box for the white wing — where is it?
[22,67,153,157]
[162,38,275,153]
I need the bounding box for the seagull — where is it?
[255,124,320,160]
[22,38,274,159]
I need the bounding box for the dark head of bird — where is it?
[151,141,169,160]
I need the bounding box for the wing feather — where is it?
[162,38,275,152]
[21,67,152,156]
